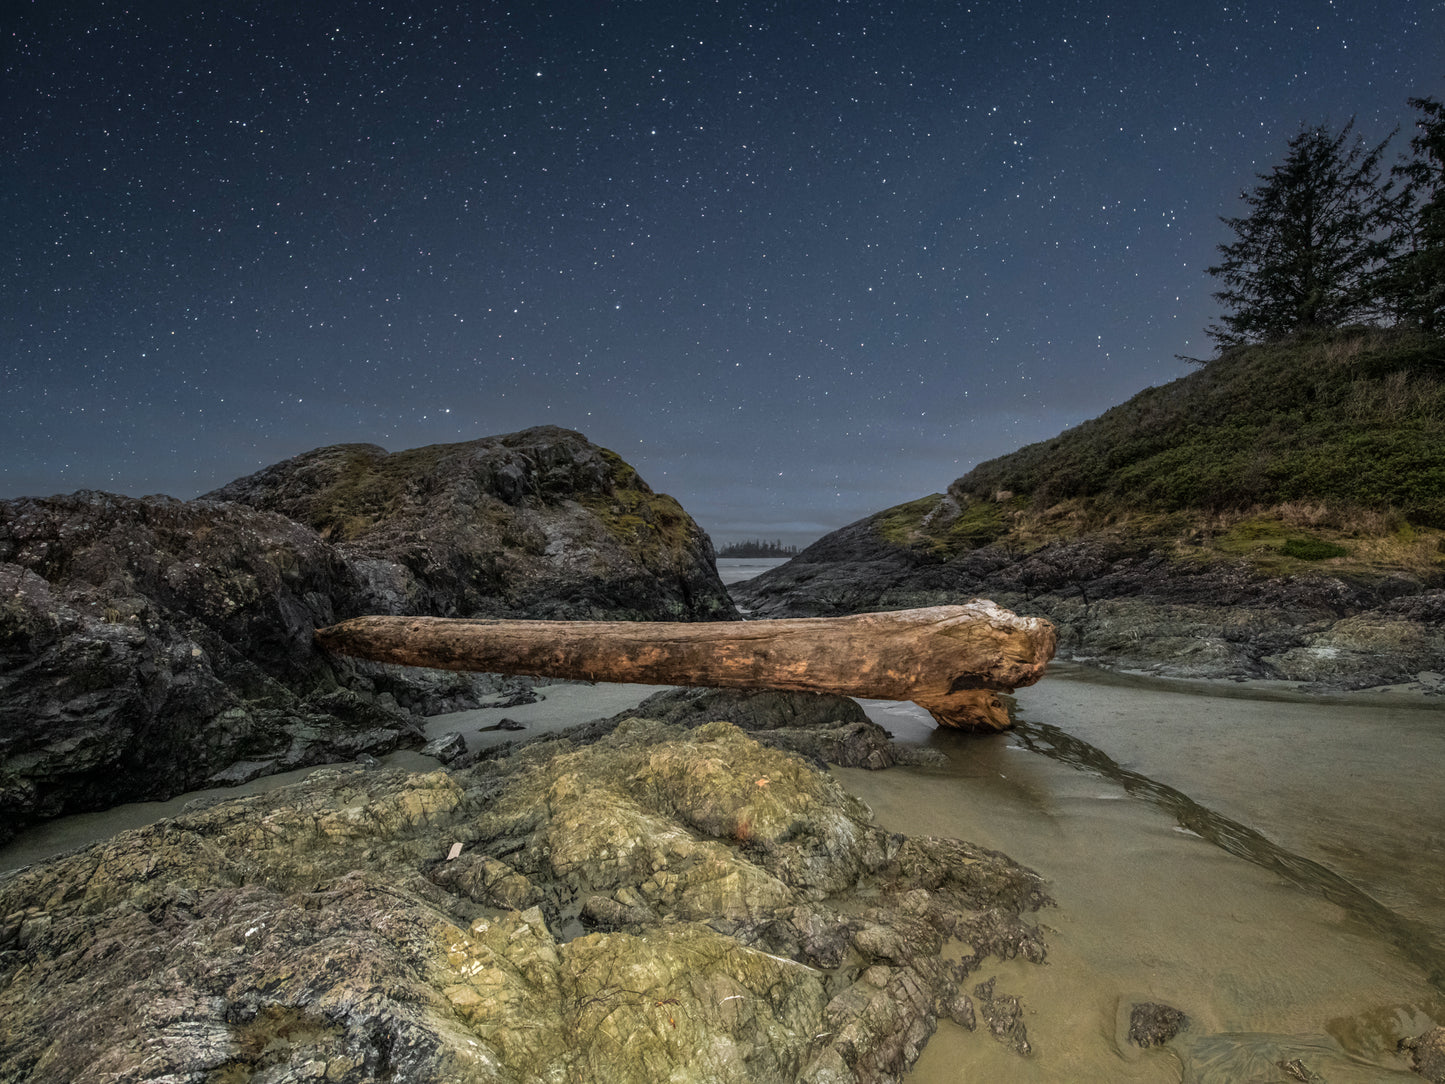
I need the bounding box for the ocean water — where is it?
[715,555,791,584]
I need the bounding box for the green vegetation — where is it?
[309,444,447,541]
[1208,122,1393,347]
[717,540,800,558]
[869,329,1445,579]
[875,495,948,549]
[1207,97,1445,345]
[955,329,1445,526]
[578,449,694,560]
[1381,96,1445,333]
[1281,537,1350,561]
[873,492,1021,556]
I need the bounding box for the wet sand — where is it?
[845,668,1445,1081]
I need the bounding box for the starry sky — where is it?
[4,2,1442,548]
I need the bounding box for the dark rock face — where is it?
[733,518,1445,689]
[1128,1001,1189,1048]
[0,719,1050,1083]
[1402,1026,1445,1083]
[452,687,948,781]
[972,976,1033,1055]
[0,491,424,838]
[204,426,735,622]
[617,687,948,770]
[1,429,736,842]
[420,731,468,764]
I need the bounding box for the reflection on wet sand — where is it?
[846,667,1444,1081]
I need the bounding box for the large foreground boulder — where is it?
[0,721,1049,1083]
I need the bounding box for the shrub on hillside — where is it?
[1281,537,1349,560]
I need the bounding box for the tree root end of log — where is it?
[916,690,1012,732]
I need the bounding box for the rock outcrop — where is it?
[1402,1026,1445,1083]
[204,426,734,623]
[1,428,736,842]
[0,717,1050,1083]
[733,513,1445,690]
[597,688,949,771]
[0,491,423,837]
[1129,1001,1190,1048]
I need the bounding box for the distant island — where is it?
[717,539,800,558]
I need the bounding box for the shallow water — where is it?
[844,667,1445,1081]
[715,556,791,584]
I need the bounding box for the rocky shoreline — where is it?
[0,691,1051,1084]
[0,428,734,844]
[6,419,1443,1081]
[731,521,1445,694]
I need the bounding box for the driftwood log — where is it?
[315,600,1056,732]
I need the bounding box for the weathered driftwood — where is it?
[315,600,1056,731]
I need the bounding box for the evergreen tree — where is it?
[1379,96,1445,334]
[1207,121,1394,347]
[716,538,799,558]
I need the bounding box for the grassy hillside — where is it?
[877,328,1445,578]
[955,329,1444,520]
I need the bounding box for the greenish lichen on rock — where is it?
[0,718,1049,1083]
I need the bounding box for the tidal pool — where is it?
[844,665,1445,1082]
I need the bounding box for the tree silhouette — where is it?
[716,539,799,558]
[1208,121,1394,347]
[1379,96,1445,334]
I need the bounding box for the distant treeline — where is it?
[717,539,799,558]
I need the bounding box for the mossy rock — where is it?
[0,718,1052,1083]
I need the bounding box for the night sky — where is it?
[4,2,1441,547]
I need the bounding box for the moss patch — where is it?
[873,495,945,549]
[309,444,451,542]
[943,500,1011,550]
[579,449,694,561]
[865,493,1442,582]
[1281,537,1350,561]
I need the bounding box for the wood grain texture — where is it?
[315,600,1056,731]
